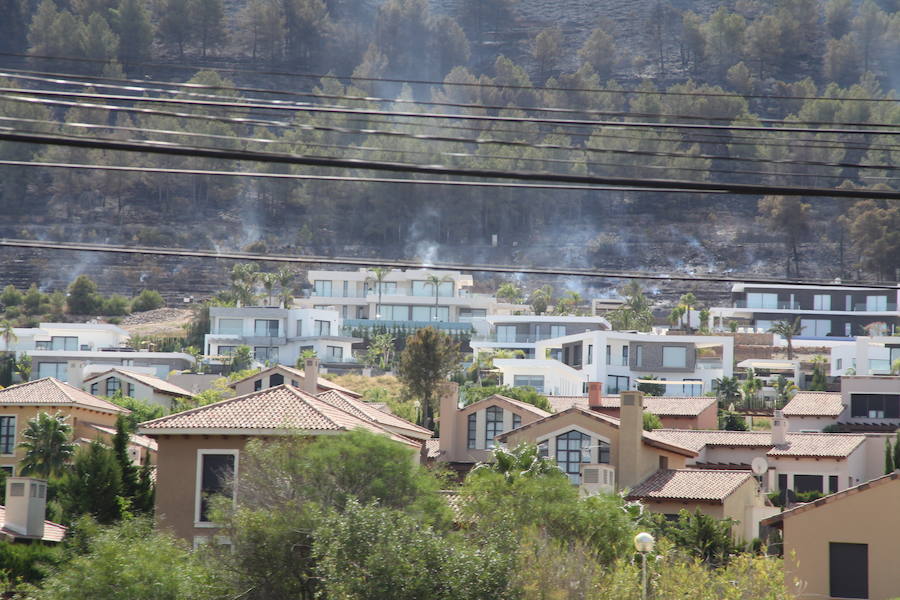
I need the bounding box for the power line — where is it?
[4,51,900,103]
[5,69,900,130]
[3,129,900,199]
[1,238,896,289]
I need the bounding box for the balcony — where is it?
[341,319,474,333]
[733,300,897,312]
[472,333,544,344]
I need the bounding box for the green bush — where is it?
[102,295,131,316]
[0,285,22,307]
[0,539,63,584]
[131,290,165,312]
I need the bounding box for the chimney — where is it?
[66,360,86,388]
[771,409,787,446]
[437,382,459,461]
[302,357,320,395]
[4,477,47,539]
[588,381,603,409]
[618,391,644,489]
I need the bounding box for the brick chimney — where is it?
[4,477,47,539]
[618,391,644,489]
[437,382,459,460]
[588,381,603,409]
[302,357,320,395]
[771,409,787,446]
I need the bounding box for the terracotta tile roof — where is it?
[781,391,844,417]
[84,368,193,397]
[650,429,866,458]
[548,395,715,417]
[137,385,418,447]
[467,394,552,418]
[495,407,697,457]
[228,365,362,397]
[0,506,67,542]
[0,378,128,414]
[626,469,754,503]
[763,471,900,528]
[316,390,432,437]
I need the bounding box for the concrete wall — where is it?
[782,475,900,600]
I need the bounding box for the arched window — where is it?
[556,430,591,484]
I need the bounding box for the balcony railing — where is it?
[733,300,897,312]
[472,333,544,344]
[341,319,474,333]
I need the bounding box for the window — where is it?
[556,430,591,484]
[836,358,843,370]
[50,336,78,351]
[830,543,868,599]
[747,293,778,309]
[496,325,517,343]
[0,416,15,455]
[662,346,687,368]
[607,375,629,394]
[659,456,668,470]
[801,319,831,337]
[596,440,610,464]
[829,475,838,494]
[254,379,262,391]
[121,359,134,367]
[622,345,629,365]
[467,413,476,449]
[314,320,331,336]
[90,383,99,395]
[270,373,284,386]
[126,383,135,397]
[217,345,236,356]
[35,341,50,350]
[254,319,279,337]
[342,281,348,297]
[313,280,332,296]
[512,413,521,429]
[296,320,303,336]
[682,379,702,395]
[411,305,449,321]
[326,346,343,361]
[37,362,67,380]
[379,305,408,320]
[550,325,566,338]
[196,451,237,524]
[412,280,453,297]
[586,344,593,365]
[374,281,397,295]
[254,347,279,363]
[813,294,831,311]
[793,474,823,493]
[513,375,544,393]
[605,345,611,365]
[851,394,900,419]
[537,440,548,458]
[635,345,643,367]
[485,406,503,449]
[217,319,242,335]
[106,377,120,395]
[845,323,852,337]
[866,295,887,311]
[846,295,853,311]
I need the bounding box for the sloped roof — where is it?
[465,394,552,418]
[137,384,417,446]
[228,365,362,397]
[548,395,715,417]
[781,391,844,417]
[650,429,866,458]
[316,389,432,437]
[0,506,67,542]
[0,378,128,414]
[627,469,754,503]
[85,422,158,451]
[495,407,697,457]
[84,368,192,397]
[763,471,900,528]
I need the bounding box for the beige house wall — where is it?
[501,411,688,490]
[782,477,900,600]
[152,435,248,543]
[0,405,122,474]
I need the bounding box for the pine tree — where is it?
[885,437,894,475]
[114,0,153,63]
[113,415,140,502]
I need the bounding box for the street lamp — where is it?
[634,532,655,600]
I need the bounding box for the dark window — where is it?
[573,344,582,366]
[794,474,824,494]
[253,379,262,391]
[254,319,279,337]
[829,475,838,494]
[537,440,548,458]
[270,373,284,386]
[106,377,120,395]
[485,406,503,449]
[556,430,591,484]
[512,413,521,429]
[596,440,610,464]
[851,394,900,419]
[0,416,15,454]
[126,383,134,397]
[607,375,629,394]
[199,453,235,523]
[778,474,787,491]
[659,456,669,470]
[90,383,98,395]
[467,413,476,449]
[830,542,868,599]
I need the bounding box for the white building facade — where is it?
[470,315,610,359]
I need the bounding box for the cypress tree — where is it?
[885,437,895,475]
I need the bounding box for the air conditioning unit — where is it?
[580,464,616,496]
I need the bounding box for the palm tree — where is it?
[276,268,295,308]
[425,274,452,321]
[553,291,583,316]
[496,283,524,304]
[608,283,654,331]
[773,375,798,407]
[768,317,802,360]
[740,368,763,408]
[470,443,562,483]
[528,285,553,315]
[714,376,740,408]
[261,272,278,307]
[679,292,698,332]
[15,352,31,381]
[365,267,392,320]
[0,320,17,351]
[230,263,259,306]
[668,305,685,329]
[18,412,76,479]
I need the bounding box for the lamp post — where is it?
[634,532,655,600]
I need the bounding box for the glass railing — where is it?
[342,319,474,332]
[734,300,897,312]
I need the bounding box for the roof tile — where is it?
[548,395,715,417]
[650,429,866,458]
[627,469,753,503]
[781,391,844,417]
[84,368,192,397]
[0,378,128,414]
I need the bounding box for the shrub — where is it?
[131,290,165,312]
[102,294,131,316]
[0,285,22,307]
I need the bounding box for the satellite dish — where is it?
[751,457,769,476]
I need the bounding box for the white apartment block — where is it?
[495,331,734,396]
[469,315,610,359]
[204,306,360,366]
[293,268,527,333]
[831,336,900,377]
